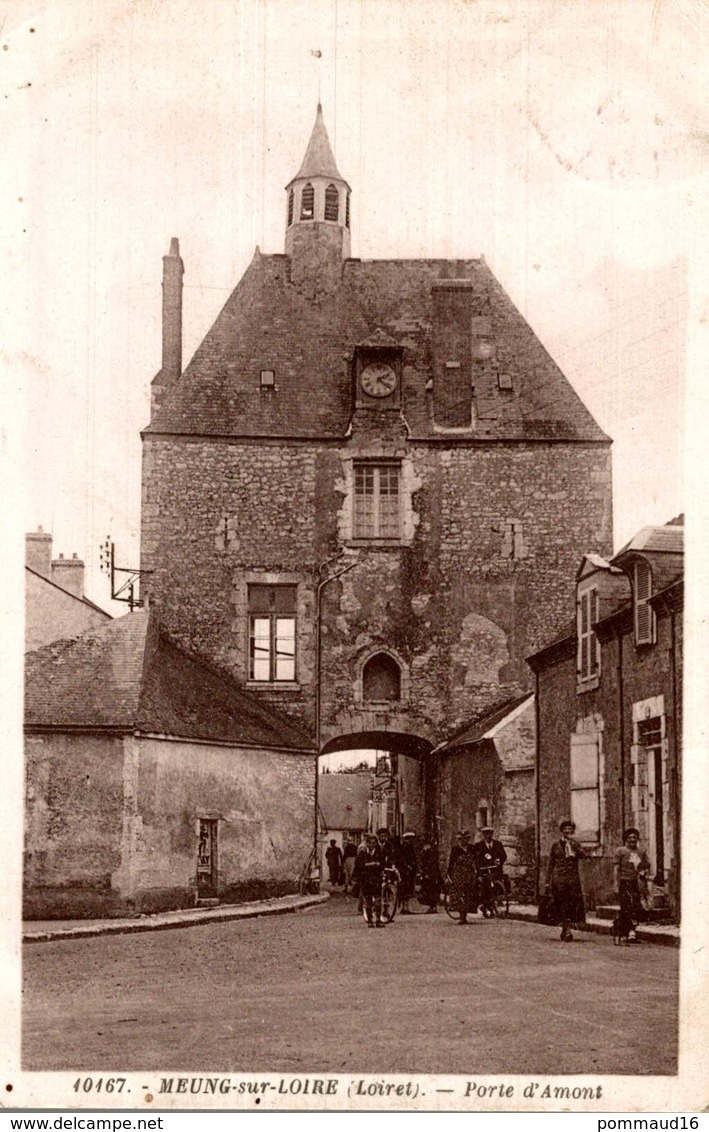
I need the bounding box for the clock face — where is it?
[360,362,397,398]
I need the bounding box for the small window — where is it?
[498,373,513,390]
[362,653,401,702]
[287,189,294,227]
[300,183,314,220]
[577,586,600,683]
[353,463,401,539]
[324,184,339,221]
[634,559,655,645]
[260,370,275,388]
[248,585,296,682]
[345,192,350,229]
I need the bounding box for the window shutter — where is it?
[634,560,654,644]
[324,184,339,221]
[570,732,600,842]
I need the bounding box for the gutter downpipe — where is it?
[534,669,542,901]
[615,625,625,832]
[314,550,358,861]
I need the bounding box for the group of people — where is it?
[545,820,651,942]
[327,819,652,942]
[445,826,507,924]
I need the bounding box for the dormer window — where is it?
[634,559,656,645]
[287,189,294,227]
[324,184,339,221]
[577,584,600,686]
[300,183,314,220]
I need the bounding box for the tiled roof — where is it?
[318,772,370,831]
[25,612,314,751]
[613,525,684,557]
[437,692,534,752]
[146,254,610,444]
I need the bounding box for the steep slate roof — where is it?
[146,253,609,444]
[436,692,534,753]
[613,525,684,557]
[318,772,370,831]
[288,103,347,185]
[25,611,313,751]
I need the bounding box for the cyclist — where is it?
[353,832,386,928]
[473,826,507,912]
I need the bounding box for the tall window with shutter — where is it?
[570,732,601,844]
[577,586,600,685]
[300,183,314,220]
[634,559,655,645]
[324,184,339,221]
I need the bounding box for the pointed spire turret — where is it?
[290,103,344,184]
[284,104,351,296]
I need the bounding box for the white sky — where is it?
[4,0,709,612]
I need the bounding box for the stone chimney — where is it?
[26,527,52,577]
[51,552,85,599]
[162,237,184,382]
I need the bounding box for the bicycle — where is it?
[360,865,399,924]
[298,848,320,896]
[477,865,509,918]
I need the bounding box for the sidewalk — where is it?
[23,892,329,943]
[506,903,680,947]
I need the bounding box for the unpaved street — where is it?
[23,898,678,1075]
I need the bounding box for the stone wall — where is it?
[141,434,611,751]
[23,731,314,919]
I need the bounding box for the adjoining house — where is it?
[25,528,111,650]
[528,519,683,920]
[430,693,536,895]
[24,611,315,919]
[317,771,370,878]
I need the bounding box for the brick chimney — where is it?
[51,552,85,599]
[162,237,184,382]
[25,527,52,577]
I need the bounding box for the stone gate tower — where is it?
[141,105,612,824]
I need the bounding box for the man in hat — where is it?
[353,831,385,927]
[473,825,508,915]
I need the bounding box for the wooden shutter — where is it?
[634,560,654,645]
[570,732,600,843]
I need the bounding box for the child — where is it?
[613,828,651,943]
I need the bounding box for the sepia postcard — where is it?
[2,0,708,1115]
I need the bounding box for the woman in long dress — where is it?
[545,819,588,941]
[446,830,478,924]
[399,831,418,914]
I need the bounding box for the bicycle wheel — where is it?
[381,881,398,923]
[443,886,460,921]
[492,879,509,918]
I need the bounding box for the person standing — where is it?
[446,830,478,924]
[473,826,508,914]
[419,838,442,913]
[545,820,588,941]
[613,828,651,942]
[353,832,385,927]
[399,831,418,914]
[325,839,343,888]
[342,836,358,894]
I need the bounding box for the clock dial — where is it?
[361,363,397,398]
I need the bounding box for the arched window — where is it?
[324,184,339,221]
[345,192,351,229]
[362,652,401,702]
[287,189,294,227]
[300,183,314,220]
